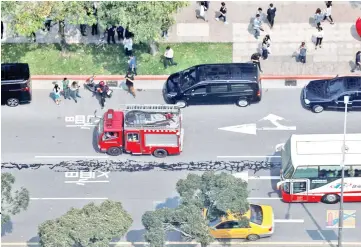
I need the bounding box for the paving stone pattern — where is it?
[2,1,361,75]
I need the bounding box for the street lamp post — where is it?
[338,95,350,247]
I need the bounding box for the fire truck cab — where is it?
[97,104,183,158]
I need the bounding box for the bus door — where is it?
[290,179,309,202]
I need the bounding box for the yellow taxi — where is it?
[205,204,274,241]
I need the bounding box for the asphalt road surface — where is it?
[1,89,361,245]
[2,89,361,163]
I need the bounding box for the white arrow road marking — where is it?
[260,114,296,130]
[275,143,285,152]
[218,124,257,135]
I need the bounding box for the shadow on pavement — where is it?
[125,229,146,242]
[27,236,40,247]
[302,204,337,246]
[350,24,361,42]
[92,125,100,153]
[266,151,282,198]
[1,220,13,236]
[156,196,180,209]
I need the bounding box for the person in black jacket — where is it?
[267,3,277,29]
[251,52,262,72]
[91,4,98,35]
[215,2,228,24]
[116,25,124,41]
[1,21,3,39]
[106,25,116,44]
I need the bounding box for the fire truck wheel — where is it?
[322,194,340,204]
[247,234,260,241]
[153,149,168,158]
[236,99,249,107]
[107,147,123,156]
[175,100,187,108]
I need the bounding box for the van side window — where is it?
[230,84,252,92]
[210,84,228,93]
[193,85,207,94]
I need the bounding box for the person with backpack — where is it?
[261,35,271,60]
[53,84,61,105]
[125,72,136,98]
[215,2,228,24]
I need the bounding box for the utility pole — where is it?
[338,95,349,247]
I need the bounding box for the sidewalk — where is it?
[2,1,361,75]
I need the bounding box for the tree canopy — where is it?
[142,172,249,247]
[2,1,188,44]
[38,200,133,247]
[1,172,30,225]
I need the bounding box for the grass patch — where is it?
[1,43,233,75]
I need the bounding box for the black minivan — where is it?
[162,63,261,108]
[302,76,361,113]
[1,63,32,107]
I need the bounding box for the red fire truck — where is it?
[96,104,184,158]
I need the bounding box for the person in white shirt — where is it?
[323,2,334,24]
[197,1,208,22]
[315,27,324,49]
[164,46,177,68]
[123,37,133,56]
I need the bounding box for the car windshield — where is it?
[180,67,197,90]
[327,79,345,97]
[166,74,181,93]
[208,217,222,228]
[250,205,263,225]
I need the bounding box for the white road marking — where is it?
[217,155,281,158]
[249,176,280,180]
[274,219,304,223]
[66,124,96,127]
[64,180,110,184]
[30,197,108,200]
[248,197,281,200]
[35,156,109,159]
[8,241,360,246]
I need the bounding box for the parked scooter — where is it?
[84,75,113,98]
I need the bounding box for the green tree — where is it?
[2,1,95,51]
[142,172,249,247]
[97,1,189,54]
[1,173,30,225]
[38,200,133,247]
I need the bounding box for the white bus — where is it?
[277,134,361,204]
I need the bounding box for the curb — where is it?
[30,74,357,81]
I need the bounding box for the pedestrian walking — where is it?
[62,77,70,99]
[256,7,263,22]
[125,72,136,98]
[215,2,228,24]
[29,32,36,42]
[314,8,323,28]
[128,55,137,76]
[323,2,334,24]
[197,2,208,22]
[116,25,124,41]
[251,52,262,72]
[351,51,361,73]
[267,3,277,28]
[53,84,61,105]
[298,42,307,64]
[91,4,98,36]
[164,46,177,69]
[69,81,79,103]
[261,35,271,60]
[43,16,52,32]
[106,25,116,44]
[253,14,263,39]
[123,36,133,56]
[315,27,324,49]
[161,19,170,39]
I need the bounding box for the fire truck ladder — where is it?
[124,104,180,113]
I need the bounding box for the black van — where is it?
[1,63,32,107]
[162,63,261,108]
[302,76,361,113]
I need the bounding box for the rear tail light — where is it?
[21,87,29,91]
[257,90,261,97]
[269,227,272,232]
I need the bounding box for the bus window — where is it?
[319,166,351,178]
[292,182,307,193]
[353,166,361,177]
[293,166,318,179]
